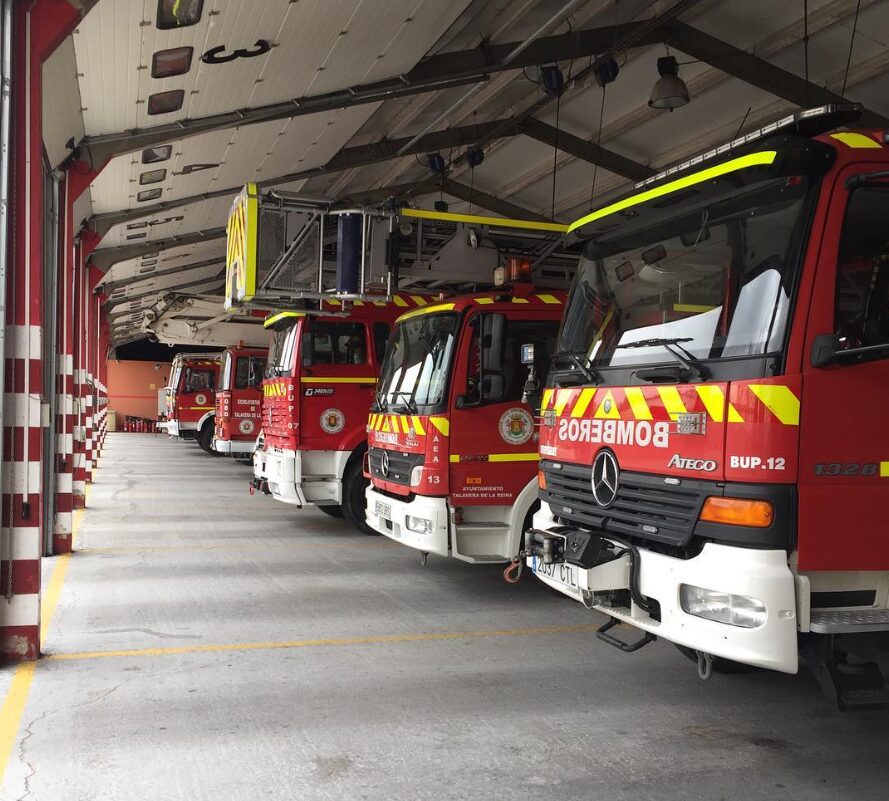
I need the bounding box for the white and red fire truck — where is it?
[522,105,889,709]
[364,279,565,563]
[253,298,430,533]
[161,352,222,453]
[213,344,267,458]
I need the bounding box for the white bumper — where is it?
[365,485,450,556]
[213,438,254,455]
[528,506,799,673]
[258,447,348,507]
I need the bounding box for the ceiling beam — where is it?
[661,21,889,128]
[440,179,553,222]
[99,257,223,293]
[79,23,661,164]
[90,228,227,272]
[88,119,523,236]
[519,119,655,182]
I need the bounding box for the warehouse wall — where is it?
[107,360,171,420]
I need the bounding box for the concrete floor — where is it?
[1,434,887,801]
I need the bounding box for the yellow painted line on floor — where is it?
[45,624,600,663]
[0,483,88,783]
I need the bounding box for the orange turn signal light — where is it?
[537,469,547,490]
[699,497,773,528]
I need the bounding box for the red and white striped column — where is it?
[54,164,96,553]
[1,0,80,661]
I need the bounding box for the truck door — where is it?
[449,311,559,511]
[798,175,889,571]
[299,319,376,451]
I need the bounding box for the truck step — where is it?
[809,609,889,633]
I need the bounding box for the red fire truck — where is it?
[253,296,431,533]
[161,352,222,452]
[522,105,889,709]
[364,282,565,562]
[213,345,268,458]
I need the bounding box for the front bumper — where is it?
[257,447,345,508]
[528,506,799,673]
[213,437,254,455]
[365,486,450,557]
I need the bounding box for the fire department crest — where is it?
[320,408,345,434]
[239,419,255,435]
[498,407,533,446]
[195,393,208,406]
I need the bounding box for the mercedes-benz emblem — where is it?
[591,450,619,508]
[380,450,390,478]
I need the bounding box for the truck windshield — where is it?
[559,172,813,376]
[219,351,233,391]
[377,313,458,412]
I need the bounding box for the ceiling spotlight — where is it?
[649,56,689,111]
[434,200,449,213]
[465,146,484,168]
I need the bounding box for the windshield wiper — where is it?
[551,350,601,385]
[617,337,710,380]
[386,390,418,414]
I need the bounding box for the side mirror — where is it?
[810,333,840,368]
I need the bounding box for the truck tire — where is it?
[198,422,221,456]
[317,504,344,519]
[341,459,377,536]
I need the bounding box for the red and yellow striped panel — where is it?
[541,383,800,426]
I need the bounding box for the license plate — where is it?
[533,557,580,590]
[375,500,392,521]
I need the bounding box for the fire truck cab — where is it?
[213,345,268,458]
[161,352,222,452]
[365,282,566,563]
[254,299,423,533]
[523,106,889,710]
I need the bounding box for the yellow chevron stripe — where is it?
[401,416,411,434]
[570,388,596,418]
[474,297,495,304]
[656,386,687,420]
[411,416,425,435]
[748,384,800,426]
[624,387,653,420]
[696,385,728,423]
[410,295,428,306]
[535,294,562,304]
[392,296,409,306]
[541,389,554,411]
[553,390,573,416]
[594,389,620,419]
[429,417,450,436]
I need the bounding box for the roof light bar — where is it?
[633,104,863,190]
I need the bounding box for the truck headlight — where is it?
[679,584,766,629]
[405,515,433,535]
[410,466,423,487]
